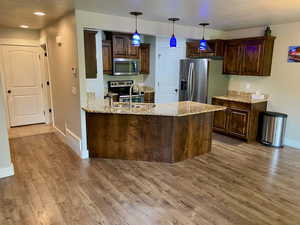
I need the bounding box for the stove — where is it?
[108,80,144,103]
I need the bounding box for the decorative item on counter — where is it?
[168,18,180,48]
[288,46,300,62]
[199,23,210,50]
[130,11,143,47]
[264,25,272,37]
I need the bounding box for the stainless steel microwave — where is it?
[113,58,140,76]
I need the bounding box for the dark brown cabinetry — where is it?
[223,36,275,76]
[84,30,98,78]
[112,34,139,59]
[212,98,267,142]
[144,92,155,103]
[139,44,150,74]
[102,40,112,75]
[186,39,224,58]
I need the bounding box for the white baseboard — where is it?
[285,138,300,150]
[0,163,14,179]
[53,125,89,159]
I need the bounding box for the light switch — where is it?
[71,86,77,95]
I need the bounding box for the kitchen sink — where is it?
[112,103,155,109]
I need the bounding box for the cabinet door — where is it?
[112,35,128,58]
[84,30,97,78]
[144,92,155,103]
[102,40,112,75]
[227,109,249,139]
[140,44,150,74]
[242,39,264,75]
[127,38,140,59]
[213,109,228,133]
[223,41,242,74]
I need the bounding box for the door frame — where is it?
[0,40,53,128]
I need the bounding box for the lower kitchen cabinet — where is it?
[212,98,267,142]
[144,92,155,103]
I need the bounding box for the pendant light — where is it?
[199,23,209,50]
[130,11,143,47]
[168,18,180,48]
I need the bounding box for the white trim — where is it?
[53,125,89,159]
[0,39,40,47]
[0,163,14,179]
[285,138,300,150]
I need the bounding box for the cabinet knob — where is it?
[7,90,11,94]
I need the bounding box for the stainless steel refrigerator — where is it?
[179,59,229,103]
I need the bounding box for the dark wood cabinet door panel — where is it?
[102,40,112,74]
[144,92,155,103]
[213,110,227,133]
[127,42,139,58]
[227,109,249,139]
[112,35,128,58]
[242,39,264,75]
[223,41,242,74]
[84,30,98,78]
[140,44,150,74]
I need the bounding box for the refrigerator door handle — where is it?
[187,63,192,100]
[190,63,195,101]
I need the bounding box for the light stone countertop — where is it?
[213,96,268,104]
[83,101,226,117]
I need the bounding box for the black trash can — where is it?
[261,111,287,148]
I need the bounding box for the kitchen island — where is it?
[83,101,225,163]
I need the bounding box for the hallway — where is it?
[1,133,300,225]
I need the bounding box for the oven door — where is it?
[113,58,140,75]
[119,95,144,103]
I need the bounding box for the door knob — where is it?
[7,90,11,94]
[175,89,178,93]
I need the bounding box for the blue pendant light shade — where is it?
[168,18,180,48]
[199,23,210,50]
[199,39,207,51]
[170,34,177,48]
[132,31,141,46]
[130,12,143,47]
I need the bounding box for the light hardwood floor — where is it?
[8,124,55,139]
[1,133,300,225]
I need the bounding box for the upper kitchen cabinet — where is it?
[139,43,150,74]
[223,36,276,76]
[84,30,98,78]
[112,34,139,59]
[102,40,112,75]
[186,39,224,58]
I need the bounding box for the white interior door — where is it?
[155,37,186,104]
[3,46,45,127]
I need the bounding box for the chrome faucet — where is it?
[104,93,114,107]
[129,84,140,108]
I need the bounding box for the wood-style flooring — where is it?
[1,132,300,225]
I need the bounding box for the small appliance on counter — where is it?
[108,80,144,103]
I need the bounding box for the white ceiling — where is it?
[2,0,300,30]
[75,0,300,30]
[0,0,73,30]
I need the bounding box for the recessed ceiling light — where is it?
[34,12,46,16]
[20,25,29,28]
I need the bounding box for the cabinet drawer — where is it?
[229,101,251,111]
[212,98,230,107]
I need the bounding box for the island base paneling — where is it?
[86,112,213,163]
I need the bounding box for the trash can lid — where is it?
[263,111,288,118]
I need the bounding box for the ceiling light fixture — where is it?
[130,11,143,47]
[34,12,46,16]
[199,23,210,50]
[168,18,180,48]
[20,25,29,29]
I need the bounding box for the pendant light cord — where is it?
[202,25,205,40]
[135,15,138,33]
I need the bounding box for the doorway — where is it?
[1,45,49,127]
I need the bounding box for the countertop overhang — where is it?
[83,101,226,117]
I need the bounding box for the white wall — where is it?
[0,27,40,46]
[0,77,14,178]
[224,22,300,149]
[41,12,87,158]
